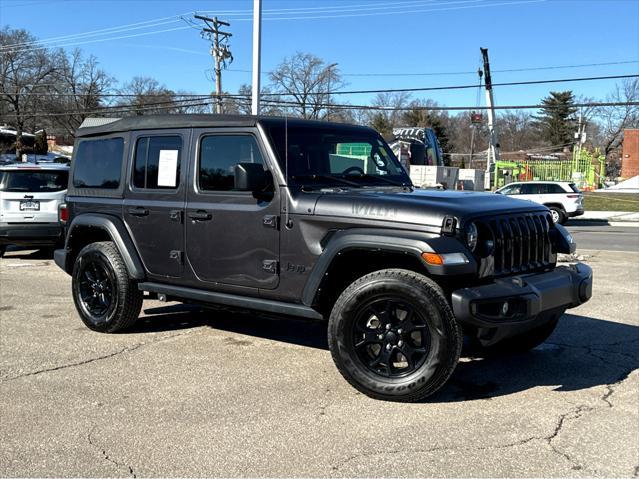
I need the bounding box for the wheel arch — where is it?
[302,229,476,315]
[64,214,145,280]
[543,202,565,211]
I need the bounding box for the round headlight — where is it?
[466,222,478,252]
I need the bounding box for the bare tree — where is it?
[595,79,639,158]
[496,110,543,152]
[0,27,61,156]
[366,91,412,137]
[268,52,343,119]
[47,49,114,137]
[116,76,177,116]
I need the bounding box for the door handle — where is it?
[189,210,212,221]
[128,207,149,217]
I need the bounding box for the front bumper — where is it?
[451,263,592,329]
[0,222,63,246]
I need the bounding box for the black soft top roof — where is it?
[76,114,375,138]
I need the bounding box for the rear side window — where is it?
[133,136,182,189]
[521,184,539,194]
[0,170,68,192]
[568,183,581,193]
[199,135,265,192]
[73,137,124,189]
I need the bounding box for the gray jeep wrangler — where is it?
[55,115,592,402]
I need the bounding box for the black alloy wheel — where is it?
[352,298,430,378]
[76,253,117,321]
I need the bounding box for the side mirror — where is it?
[234,163,267,192]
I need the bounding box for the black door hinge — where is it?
[169,250,184,264]
[263,215,279,229]
[262,259,279,274]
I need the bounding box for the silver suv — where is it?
[0,163,69,257]
[496,181,584,224]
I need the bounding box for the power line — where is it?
[3,100,636,119]
[7,72,637,99]
[1,0,544,51]
[339,60,639,77]
[0,1,461,50]
[249,74,639,97]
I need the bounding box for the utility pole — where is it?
[251,0,262,115]
[194,14,232,114]
[326,63,338,121]
[480,47,500,188]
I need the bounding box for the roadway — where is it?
[566,222,639,253]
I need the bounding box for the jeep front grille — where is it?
[478,212,554,277]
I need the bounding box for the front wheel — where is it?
[72,241,143,333]
[328,269,462,402]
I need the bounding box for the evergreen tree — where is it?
[534,91,577,147]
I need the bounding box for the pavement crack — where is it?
[2,330,196,382]
[330,436,544,472]
[545,404,594,472]
[87,426,136,477]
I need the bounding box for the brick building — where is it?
[621,129,639,179]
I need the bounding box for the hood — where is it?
[312,188,547,227]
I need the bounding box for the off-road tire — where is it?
[72,241,143,333]
[328,269,462,402]
[548,206,566,225]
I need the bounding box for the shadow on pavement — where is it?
[133,303,329,349]
[436,313,639,402]
[132,306,638,401]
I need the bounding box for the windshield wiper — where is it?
[291,174,361,188]
[349,173,408,187]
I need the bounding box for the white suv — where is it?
[496,181,584,224]
[0,163,69,257]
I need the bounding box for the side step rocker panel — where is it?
[138,282,323,320]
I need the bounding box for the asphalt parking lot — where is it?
[1,248,638,477]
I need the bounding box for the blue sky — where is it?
[1,0,638,109]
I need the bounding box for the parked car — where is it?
[0,163,69,257]
[54,115,591,402]
[495,181,584,224]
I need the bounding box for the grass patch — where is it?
[583,192,639,212]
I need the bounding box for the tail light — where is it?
[58,203,68,224]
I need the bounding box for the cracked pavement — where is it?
[1,249,638,477]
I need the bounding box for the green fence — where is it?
[494,148,606,191]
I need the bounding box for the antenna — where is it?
[284,114,292,229]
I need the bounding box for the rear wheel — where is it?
[548,206,566,225]
[72,241,143,333]
[328,269,462,402]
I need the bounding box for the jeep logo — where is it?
[351,202,398,218]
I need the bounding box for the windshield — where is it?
[0,170,69,192]
[265,125,411,188]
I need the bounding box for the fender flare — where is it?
[301,228,476,306]
[65,213,145,279]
